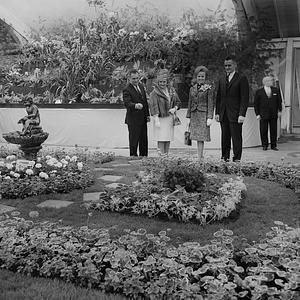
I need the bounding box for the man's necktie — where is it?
[135,85,141,94]
[226,74,230,86]
[226,74,229,85]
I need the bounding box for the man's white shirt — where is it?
[264,86,271,97]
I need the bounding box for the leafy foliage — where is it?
[85,160,246,224]
[0,217,298,299]
[162,159,206,192]
[143,157,300,193]
[0,150,114,198]
[0,4,277,104]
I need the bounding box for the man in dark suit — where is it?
[123,69,150,156]
[215,55,249,162]
[254,76,282,151]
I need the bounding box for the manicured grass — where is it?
[0,269,125,300]
[0,156,299,299]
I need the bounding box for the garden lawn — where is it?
[0,269,125,300]
[0,156,299,245]
[0,156,299,299]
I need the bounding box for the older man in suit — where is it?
[123,69,150,156]
[215,55,249,162]
[254,76,282,151]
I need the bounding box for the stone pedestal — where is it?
[19,145,42,160]
[2,131,48,161]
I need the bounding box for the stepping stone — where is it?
[111,163,131,167]
[94,167,114,171]
[83,192,104,202]
[37,200,74,209]
[105,183,126,189]
[99,175,123,182]
[0,204,15,214]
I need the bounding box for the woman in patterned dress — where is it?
[186,66,214,160]
[149,69,181,154]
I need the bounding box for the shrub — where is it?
[162,159,206,192]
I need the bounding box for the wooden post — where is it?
[284,38,293,133]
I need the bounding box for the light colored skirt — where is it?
[153,115,174,141]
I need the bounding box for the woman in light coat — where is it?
[186,66,214,160]
[149,69,181,154]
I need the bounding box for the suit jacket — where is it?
[186,83,214,119]
[254,86,282,119]
[215,72,249,122]
[148,85,181,117]
[123,83,149,125]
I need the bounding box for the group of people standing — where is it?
[123,55,282,161]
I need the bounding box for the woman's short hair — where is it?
[128,69,139,76]
[156,69,169,81]
[193,65,209,78]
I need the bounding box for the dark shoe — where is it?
[263,146,268,151]
[271,147,279,151]
[221,157,229,162]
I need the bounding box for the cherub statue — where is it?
[18,96,40,135]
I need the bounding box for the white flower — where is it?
[5,163,13,169]
[65,155,71,161]
[60,159,68,165]
[39,172,49,179]
[55,162,63,168]
[70,156,78,162]
[36,157,41,162]
[4,176,11,180]
[11,211,21,217]
[9,171,15,176]
[77,162,83,171]
[35,163,42,169]
[13,173,20,178]
[199,84,212,92]
[100,33,107,40]
[29,211,39,218]
[26,169,34,176]
[45,155,52,160]
[6,155,17,161]
[118,28,127,36]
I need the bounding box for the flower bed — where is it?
[143,157,300,193]
[85,158,246,224]
[202,160,300,193]
[0,217,298,299]
[0,150,114,198]
[0,154,93,198]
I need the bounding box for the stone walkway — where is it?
[0,160,138,213]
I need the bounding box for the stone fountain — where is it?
[2,99,49,160]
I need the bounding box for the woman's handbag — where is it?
[184,123,192,146]
[173,112,181,126]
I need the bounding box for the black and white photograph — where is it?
[0,0,299,299]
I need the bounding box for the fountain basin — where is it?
[2,132,49,147]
